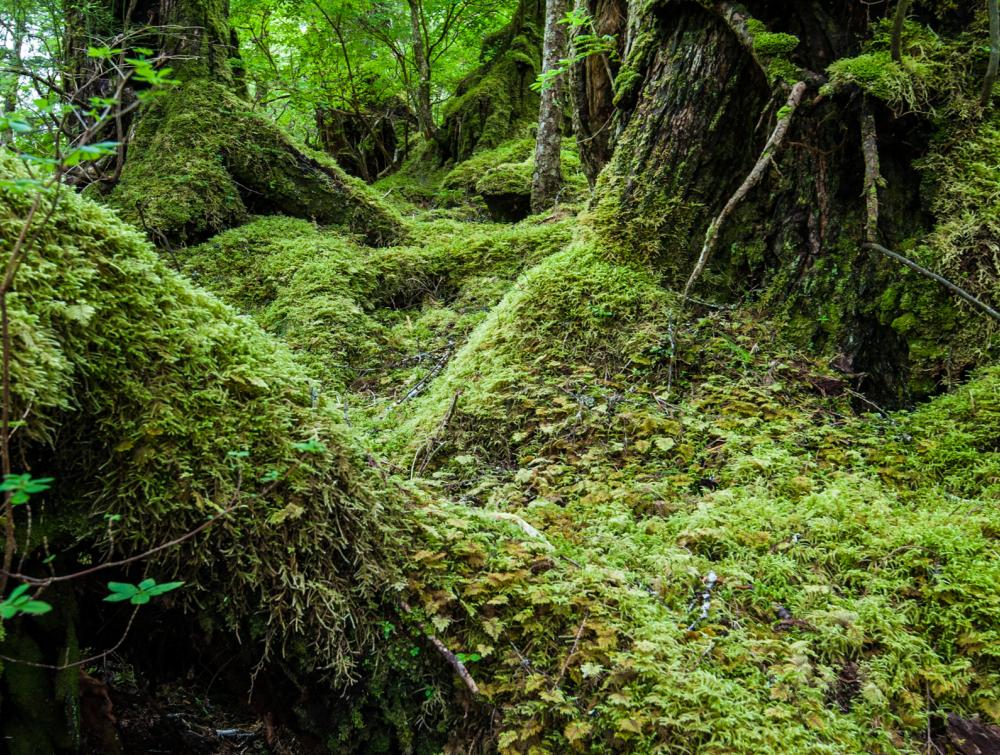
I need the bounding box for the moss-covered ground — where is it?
[163,133,1000,751]
[3,6,1000,750]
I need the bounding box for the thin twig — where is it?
[0,605,140,670]
[859,98,882,243]
[2,476,243,586]
[551,612,588,690]
[864,243,1000,322]
[891,0,912,63]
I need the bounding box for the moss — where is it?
[386,233,673,461]
[1,152,404,687]
[103,81,404,246]
[753,31,800,57]
[439,0,543,162]
[180,212,576,392]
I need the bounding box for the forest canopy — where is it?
[1,0,999,752]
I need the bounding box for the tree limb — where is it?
[683,80,807,300]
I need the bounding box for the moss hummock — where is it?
[103,81,404,246]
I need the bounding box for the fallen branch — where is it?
[983,0,1000,106]
[864,243,1000,322]
[859,98,882,243]
[683,81,808,299]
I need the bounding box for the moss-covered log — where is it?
[0,151,406,748]
[83,0,404,246]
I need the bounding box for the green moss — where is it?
[2,152,403,685]
[103,81,403,246]
[439,0,543,161]
[753,31,800,57]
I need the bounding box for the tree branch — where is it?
[983,0,999,106]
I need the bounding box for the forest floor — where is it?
[78,136,1000,753]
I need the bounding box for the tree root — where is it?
[683,80,808,300]
[860,98,883,243]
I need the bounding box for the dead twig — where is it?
[864,243,1000,323]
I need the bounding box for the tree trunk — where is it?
[568,0,625,186]
[588,0,975,404]
[408,0,437,140]
[531,0,569,212]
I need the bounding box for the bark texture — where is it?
[531,0,570,212]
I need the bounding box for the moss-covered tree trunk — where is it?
[438,0,545,162]
[587,0,995,403]
[530,0,569,212]
[86,0,403,246]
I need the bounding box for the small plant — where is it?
[103,578,185,606]
[0,583,52,620]
[0,473,53,506]
[532,9,617,92]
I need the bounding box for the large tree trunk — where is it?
[87,0,403,246]
[585,0,994,404]
[530,0,569,212]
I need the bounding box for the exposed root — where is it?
[683,81,808,300]
[864,243,1000,322]
[860,98,883,243]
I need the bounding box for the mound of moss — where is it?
[395,302,1000,752]
[179,212,576,393]
[102,81,404,246]
[0,151,404,699]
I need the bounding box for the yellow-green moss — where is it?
[2,152,403,686]
[103,81,403,246]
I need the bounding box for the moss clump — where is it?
[180,212,576,394]
[387,233,673,461]
[753,31,800,57]
[1,152,403,687]
[103,81,404,246]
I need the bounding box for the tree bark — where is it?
[531,0,569,213]
[408,0,437,140]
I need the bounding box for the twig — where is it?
[401,601,479,696]
[0,604,140,670]
[410,389,461,478]
[551,612,588,690]
[864,243,1000,322]
[683,81,808,299]
[2,475,243,586]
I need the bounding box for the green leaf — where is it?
[20,600,52,615]
[138,578,156,590]
[145,581,184,596]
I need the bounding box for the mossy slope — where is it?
[1,151,402,687]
